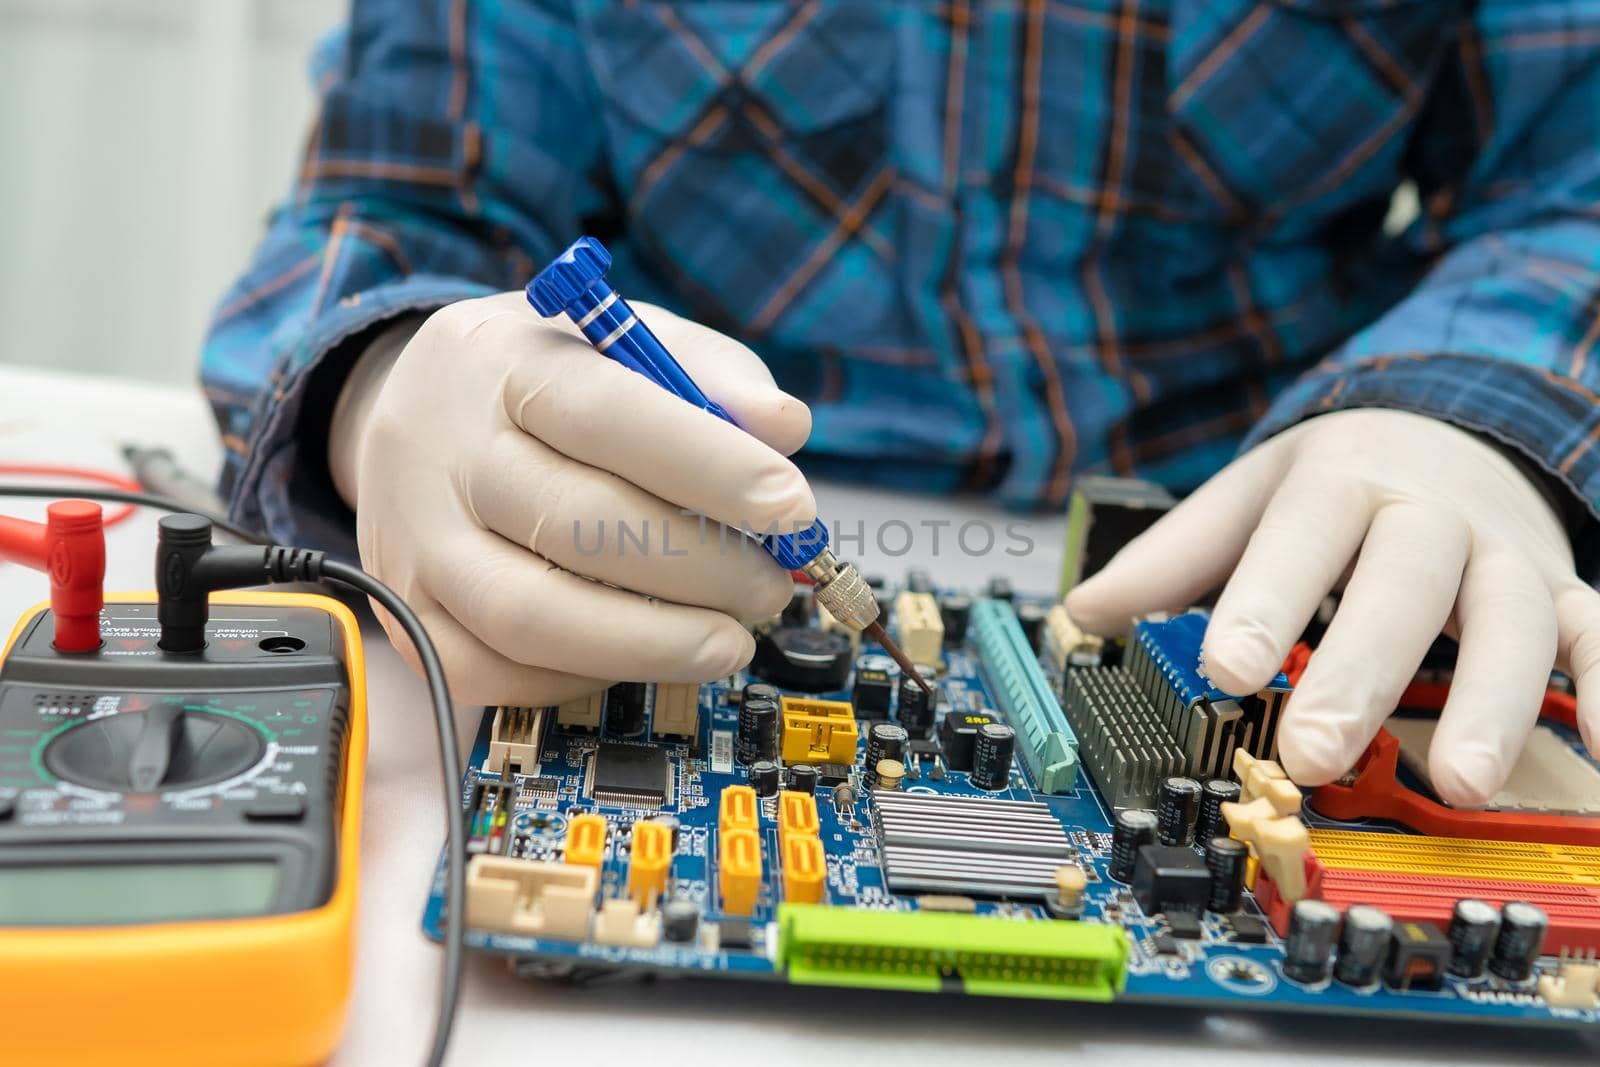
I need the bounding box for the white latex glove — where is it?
[1066,408,1600,807]
[329,291,813,706]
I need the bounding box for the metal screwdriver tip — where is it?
[864,620,933,696]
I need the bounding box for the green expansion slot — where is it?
[777,905,1128,1002]
[972,599,1079,792]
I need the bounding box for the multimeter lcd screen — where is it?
[0,862,278,925]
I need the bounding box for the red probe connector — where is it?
[0,499,106,652]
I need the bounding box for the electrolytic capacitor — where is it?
[1156,776,1203,847]
[896,674,935,737]
[1015,601,1047,652]
[736,698,779,764]
[661,899,700,943]
[864,723,908,784]
[1110,808,1159,883]
[1196,778,1241,843]
[1447,898,1501,979]
[971,723,1016,791]
[785,764,819,796]
[939,593,972,645]
[1489,901,1548,982]
[1283,900,1341,984]
[1334,905,1393,988]
[749,760,781,797]
[1204,836,1247,913]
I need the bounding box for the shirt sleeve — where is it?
[200,0,606,553]
[1244,0,1600,573]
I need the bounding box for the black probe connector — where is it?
[155,514,327,652]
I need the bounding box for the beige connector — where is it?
[1042,604,1104,671]
[817,602,861,655]
[488,706,547,776]
[556,691,604,730]
[1223,796,1311,902]
[653,683,699,738]
[465,856,597,940]
[894,590,945,666]
[1539,954,1600,1009]
[1233,750,1289,802]
[593,897,663,948]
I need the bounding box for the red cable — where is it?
[0,463,140,528]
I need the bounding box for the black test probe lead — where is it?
[0,486,464,1067]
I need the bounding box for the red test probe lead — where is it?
[0,500,106,652]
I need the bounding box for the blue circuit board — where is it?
[423,593,1600,1027]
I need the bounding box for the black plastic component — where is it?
[1156,776,1202,847]
[1015,601,1047,652]
[604,682,647,737]
[1284,900,1340,984]
[1227,914,1269,944]
[937,710,997,771]
[1152,932,1180,956]
[852,667,894,720]
[1384,921,1451,990]
[1196,778,1240,844]
[1204,836,1247,913]
[1110,808,1159,883]
[1335,905,1393,987]
[895,675,935,737]
[863,573,886,590]
[1131,844,1210,916]
[785,764,819,795]
[864,723,909,784]
[751,627,853,692]
[662,899,700,943]
[1489,902,1548,982]
[970,723,1016,791]
[1063,476,1176,589]
[736,696,779,764]
[1447,898,1501,979]
[716,919,758,949]
[985,576,1014,602]
[782,585,813,627]
[45,708,265,792]
[244,795,307,822]
[749,760,781,797]
[589,742,670,807]
[1165,911,1204,940]
[938,594,972,646]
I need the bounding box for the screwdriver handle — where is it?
[527,238,829,570]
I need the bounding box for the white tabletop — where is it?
[1,365,1592,1066]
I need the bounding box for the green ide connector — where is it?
[972,598,1079,792]
[776,905,1128,1002]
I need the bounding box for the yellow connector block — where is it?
[564,813,608,870]
[780,696,858,765]
[782,833,826,904]
[719,828,763,915]
[628,819,674,906]
[894,590,945,667]
[719,785,759,833]
[779,791,820,843]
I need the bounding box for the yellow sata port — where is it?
[628,819,674,905]
[719,785,759,832]
[782,834,827,904]
[719,828,763,914]
[779,791,820,843]
[564,813,608,869]
[780,696,857,764]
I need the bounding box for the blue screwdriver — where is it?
[527,236,930,693]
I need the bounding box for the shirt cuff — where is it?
[226,275,498,556]
[1243,352,1600,581]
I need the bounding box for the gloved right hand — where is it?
[328,292,814,706]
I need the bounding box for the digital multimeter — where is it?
[0,590,366,1067]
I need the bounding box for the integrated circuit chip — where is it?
[586,742,672,808]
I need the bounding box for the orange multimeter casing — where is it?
[0,591,366,1067]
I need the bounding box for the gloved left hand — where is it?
[1066,408,1600,806]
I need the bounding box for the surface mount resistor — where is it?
[719,828,764,915]
[563,813,608,870]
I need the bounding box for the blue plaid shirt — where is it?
[203,0,1600,567]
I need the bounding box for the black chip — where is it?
[816,762,854,786]
[1152,933,1180,956]
[717,919,759,949]
[588,742,670,808]
[1165,911,1204,940]
[1227,914,1269,944]
[908,740,942,758]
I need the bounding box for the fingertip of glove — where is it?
[1427,745,1503,809]
[1276,716,1349,786]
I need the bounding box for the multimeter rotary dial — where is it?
[43,709,267,792]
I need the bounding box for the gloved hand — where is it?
[1066,409,1600,806]
[329,292,812,706]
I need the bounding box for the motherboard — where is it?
[424,568,1600,1026]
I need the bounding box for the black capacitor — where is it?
[938,593,973,645]
[1447,898,1501,979]
[938,710,997,771]
[1156,776,1203,847]
[749,760,781,797]
[1015,601,1047,652]
[785,764,820,795]
[1204,836,1247,913]
[751,627,853,691]
[896,674,935,737]
[971,723,1016,790]
[1335,905,1393,987]
[782,584,813,626]
[853,667,895,719]
[985,576,1014,602]
[1196,778,1241,844]
[1489,901,1548,981]
[604,682,648,737]
[1283,899,1341,984]
[742,682,781,706]
[736,698,779,764]
[864,723,909,783]
[1110,808,1159,883]
[906,568,934,595]
[661,899,700,943]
